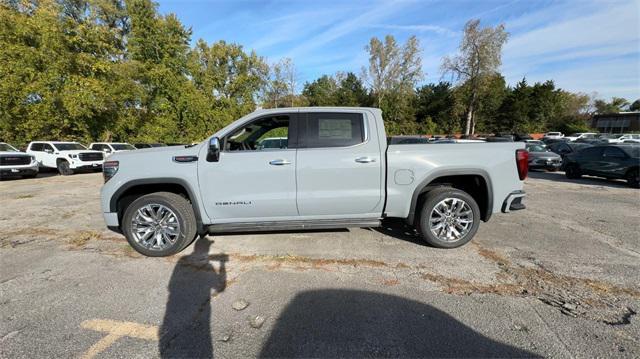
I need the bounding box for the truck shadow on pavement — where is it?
[373,218,425,245]
[159,237,227,358]
[260,289,538,358]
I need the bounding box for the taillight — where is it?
[516,149,528,180]
[103,161,119,183]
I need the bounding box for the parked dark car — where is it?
[574,137,603,145]
[525,144,562,171]
[563,145,640,187]
[133,143,166,149]
[548,142,592,160]
[485,136,512,142]
[542,137,570,145]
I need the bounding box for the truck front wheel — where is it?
[122,192,198,257]
[416,187,480,248]
[57,160,73,176]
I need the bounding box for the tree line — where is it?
[1,1,637,146]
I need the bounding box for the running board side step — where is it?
[207,218,382,233]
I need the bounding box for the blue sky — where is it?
[157,0,640,100]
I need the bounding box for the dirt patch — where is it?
[227,253,390,269]
[381,278,400,286]
[14,194,34,199]
[460,244,640,324]
[68,231,102,248]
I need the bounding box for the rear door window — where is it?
[603,147,626,158]
[299,112,365,148]
[579,147,603,159]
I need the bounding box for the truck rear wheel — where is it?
[122,192,198,257]
[416,187,480,248]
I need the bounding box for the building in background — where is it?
[591,112,640,133]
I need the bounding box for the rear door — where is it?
[295,111,383,218]
[600,147,628,177]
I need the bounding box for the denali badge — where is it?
[215,201,253,206]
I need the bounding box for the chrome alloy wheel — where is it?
[428,198,474,242]
[130,204,181,251]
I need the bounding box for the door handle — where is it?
[355,157,376,163]
[269,159,291,166]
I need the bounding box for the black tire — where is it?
[122,192,198,257]
[565,164,582,179]
[57,160,73,176]
[416,187,481,249]
[626,168,640,188]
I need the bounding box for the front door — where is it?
[198,113,299,223]
[41,143,57,168]
[295,111,383,218]
[579,147,604,175]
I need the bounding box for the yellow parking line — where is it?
[80,319,159,359]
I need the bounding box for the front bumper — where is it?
[501,190,526,213]
[69,160,103,170]
[0,163,39,177]
[103,212,122,234]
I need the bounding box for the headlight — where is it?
[103,161,119,183]
[69,154,78,159]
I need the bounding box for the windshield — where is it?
[53,143,86,151]
[111,144,136,150]
[0,143,19,152]
[526,145,548,152]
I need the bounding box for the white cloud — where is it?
[504,1,639,62]
[372,24,458,36]
[284,0,410,58]
[502,0,640,99]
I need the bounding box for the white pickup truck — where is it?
[0,142,39,179]
[27,141,104,175]
[100,107,528,257]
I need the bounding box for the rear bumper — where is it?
[502,190,526,213]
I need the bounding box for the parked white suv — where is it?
[89,142,136,155]
[543,132,564,139]
[27,141,104,175]
[565,132,597,142]
[620,134,640,143]
[0,142,39,179]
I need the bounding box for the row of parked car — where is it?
[0,141,169,178]
[541,132,640,144]
[524,140,639,188]
[386,134,639,188]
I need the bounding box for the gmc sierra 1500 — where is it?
[101,107,528,257]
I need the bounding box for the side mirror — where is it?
[44,148,53,154]
[105,149,112,153]
[207,137,220,162]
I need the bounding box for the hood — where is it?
[0,151,29,156]
[57,149,103,155]
[107,143,204,161]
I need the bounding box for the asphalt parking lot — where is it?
[1,171,639,358]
